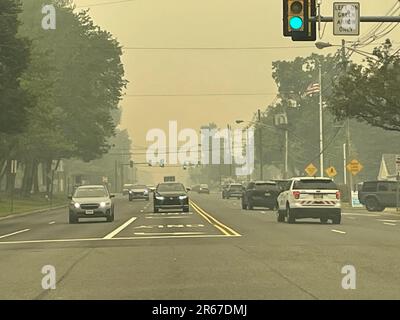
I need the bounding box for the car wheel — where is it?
[107,212,114,222]
[286,205,296,224]
[277,210,285,222]
[69,212,78,224]
[365,197,381,212]
[332,216,341,225]
[320,218,328,224]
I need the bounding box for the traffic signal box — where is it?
[283,0,316,41]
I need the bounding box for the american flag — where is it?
[305,83,320,96]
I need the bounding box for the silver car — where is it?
[68,185,115,224]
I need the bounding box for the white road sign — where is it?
[333,2,360,36]
[396,155,400,175]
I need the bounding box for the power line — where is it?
[123,93,278,97]
[76,0,136,8]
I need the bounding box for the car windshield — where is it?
[132,185,147,189]
[230,185,242,190]
[74,187,108,198]
[157,183,186,192]
[293,180,338,190]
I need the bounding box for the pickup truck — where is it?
[241,181,280,210]
[358,180,400,212]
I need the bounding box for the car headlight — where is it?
[100,201,111,208]
[74,202,80,209]
[128,190,132,194]
[155,196,165,200]
[179,195,188,200]
[144,190,148,194]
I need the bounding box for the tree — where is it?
[328,39,400,132]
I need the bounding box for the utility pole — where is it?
[258,109,263,180]
[342,39,353,204]
[227,124,233,177]
[319,61,324,177]
[114,160,118,193]
[284,129,289,179]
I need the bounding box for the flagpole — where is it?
[319,61,324,177]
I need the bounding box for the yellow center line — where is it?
[190,200,241,237]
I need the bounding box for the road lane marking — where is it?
[190,200,241,237]
[383,222,397,226]
[145,216,191,219]
[103,217,137,239]
[342,212,379,217]
[0,229,30,239]
[331,229,346,234]
[133,232,205,236]
[378,219,398,223]
[48,221,56,225]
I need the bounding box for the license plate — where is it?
[85,210,94,215]
[314,194,323,199]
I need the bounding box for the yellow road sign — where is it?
[326,166,337,178]
[305,163,318,177]
[347,159,363,176]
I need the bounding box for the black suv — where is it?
[358,180,400,212]
[242,181,281,210]
[154,182,189,213]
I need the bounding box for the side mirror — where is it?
[186,187,191,192]
[67,195,72,200]
[110,194,115,198]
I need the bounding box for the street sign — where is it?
[305,163,318,177]
[333,2,360,36]
[274,113,288,126]
[326,166,337,178]
[102,176,108,183]
[346,159,363,176]
[351,191,363,208]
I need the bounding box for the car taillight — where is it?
[336,191,341,200]
[293,191,301,199]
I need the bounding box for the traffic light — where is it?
[283,0,316,41]
[129,160,134,168]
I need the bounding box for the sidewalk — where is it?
[0,204,67,221]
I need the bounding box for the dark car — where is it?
[68,185,115,223]
[358,180,400,212]
[222,183,243,199]
[154,182,189,213]
[242,181,280,210]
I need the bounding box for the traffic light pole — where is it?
[319,61,324,177]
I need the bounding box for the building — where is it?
[378,154,399,181]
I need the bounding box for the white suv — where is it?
[277,177,341,224]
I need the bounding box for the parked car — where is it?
[223,183,243,199]
[277,177,341,224]
[154,182,189,213]
[358,180,400,212]
[68,185,115,223]
[128,184,149,201]
[198,184,210,194]
[242,181,280,210]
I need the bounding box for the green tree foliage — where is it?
[329,40,400,132]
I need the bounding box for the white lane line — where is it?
[48,221,56,225]
[383,222,397,226]
[331,229,347,234]
[133,232,205,236]
[377,219,398,223]
[342,212,379,217]
[0,229,30,239]
[145,216,191,219]
[0,234,234,245]
[103,217,137,239]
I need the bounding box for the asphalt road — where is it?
[0,192,399,299]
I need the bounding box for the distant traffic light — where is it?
[283,0,316,41]
[129,160,134,168]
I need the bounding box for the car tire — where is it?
[277,210,285,222]
[107,212,114,222]
[320,218,328,224]
[286,205,296,224]
[365,197,381,212]
[332,216,341,225]
[69,212,78,224]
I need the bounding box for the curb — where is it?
[0,205,67,222]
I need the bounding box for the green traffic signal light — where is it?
[290,16,303,30]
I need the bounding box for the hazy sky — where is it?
[72,0,400,181]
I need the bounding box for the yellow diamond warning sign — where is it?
[305,163,318,177]
[326,166,337,178]
[347,159,363,176]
